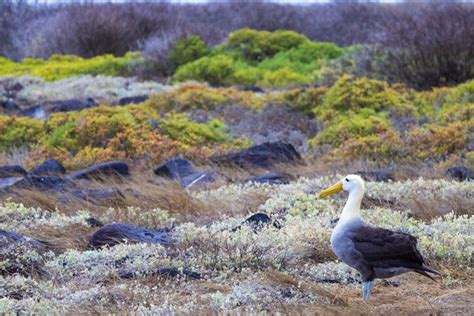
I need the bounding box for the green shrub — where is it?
[171,29,346,87]
[173,54,236,86]
[311,108,391,146]
[0,52,143,81]
[259,41,343,75]
[144,83,265,115]
[0,116,44,151]
[262,30,308,58]
[168,35,208,70]
[232,66,264,86]
[335,130,404,162]
[226,28,307,62]
[437,80,474,123]
[160,113,231,146]
[280,87,328,114]
[317,75,412,122]
[260,68,310,88]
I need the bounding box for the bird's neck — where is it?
[339,187,364,224]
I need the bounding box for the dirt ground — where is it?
[292,275,474,315]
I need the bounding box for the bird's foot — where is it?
[362,281,374,301]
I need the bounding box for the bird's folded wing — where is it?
[348,226,425,266]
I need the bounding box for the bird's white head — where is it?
[320,174,366,224]
[319,174,365,198]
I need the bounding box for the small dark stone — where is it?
[358,169,395,182]
[86,217,105,228]
[19,98,97,118]
[117,95,149,106]
[67,161,129,180]
[154,158,195,179]
[245,172,292,185]
[238,86,265,93]
[180,172,214,189]
[30,159,66,176]
[156,268,201,280]
[280,288,294,298]
[49,98,97,112]
[11,82,23,92]
[0,165,27,178]
[1,99,19,112]
[213,142,302,169]
[446,166,473,181]
[88,223,171,249]
[0,230,41,245]
[232,213,282,232]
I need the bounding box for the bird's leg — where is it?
[362,281,374,301]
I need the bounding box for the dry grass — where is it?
[3,159,472,226]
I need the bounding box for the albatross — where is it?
[319,174,440,300]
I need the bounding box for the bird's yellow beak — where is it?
[319,181,343,198]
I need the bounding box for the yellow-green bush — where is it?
[260,68,310,88]
[232,67,264,86]
[145,83,264,113]
[160,113,231,147]
[42,106,142,153]
[280,86,328,114]
[335,130,404,162]
[226,28,308,62]
[404,122,469,160]
[436,80,474,124]
[173,54,237,86]
[0,52,143,81]
[168,35,209,69]
[317,75,412,122]
[0,116,44,151]
[258,41,343,75]
[310,109,392,146]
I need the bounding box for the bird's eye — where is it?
[345,178,349,182]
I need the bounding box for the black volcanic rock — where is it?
[1,99,19,113]
[232,213,282,232]
[154,158,195,179]
[213,142,302,169]
[446,166,473,181]
[88,223,171,249]
[116,95,149,106]
[0,165,27,178]
[19,98,97,118]
[358,169,395,182]
[67,161,129,180]
[30,159,66,176]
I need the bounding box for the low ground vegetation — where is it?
[0,176,472,314]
